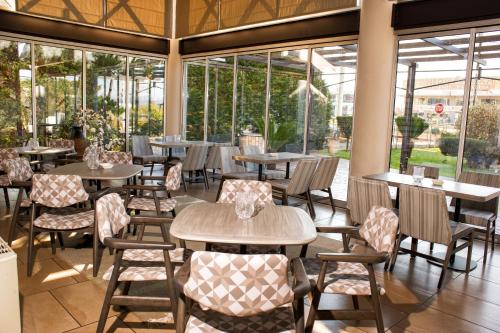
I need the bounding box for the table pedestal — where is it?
[427,252,477,272]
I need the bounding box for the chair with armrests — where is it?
[175,251,310,333]
[302,206,399,333]
[390,185,476,289]
[449,171,500,264]
[0,148,21,208]
[182,144,210,190]
[308,156,340,217]
[131,135,168,176]
[95,193,187,333]
[45,138,78,169]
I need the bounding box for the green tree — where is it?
[395,116,429,140]
[337,116,353,151]
[462,104,498,142]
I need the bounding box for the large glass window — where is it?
[128,57,165,139]
[0,40,32,147]
[207,56,234,143]
[268,49,308,153]
[183,60,206,140]
[35,45,82,143]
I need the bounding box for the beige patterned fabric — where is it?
[183,145,209,171]
[49,139,74,149]
[406,164,439,179]
[283,159,318,195]
[347,176,393,226]
[100,151,133,165]
[122,248,187,264]
[102,265,180,281]
[96,193,130,242]
[3,157,34,183]
[399,185,452,244]
[205,144,230,170]
[359,206,399,254]
[309,157,340,190]
[30,174,89,208]
[34,210,94,230]
[303,259,384,296]
[184,251,294,317]
[220,146,246,174]
[166,162,182,191]
[185,304,295,333]
[127,197,176,212]
[0,175,10,186]
[0,148,19,171]
[217,180,273,209]
[211,243,281,255]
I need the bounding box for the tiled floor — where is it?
[2,178,500,333]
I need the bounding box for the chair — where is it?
[450,171,500,264]
[303,206,399,333]
[131,135,168,176]
[175,251,310,333]
[347,176,393,226]
[0,148,20,208]
[390,185,476,289]
[28,174,98,276]
[268,158,318,218]
[205,143,230,182]
[125,162,182,218]
[99,151,133,164]
[308,156,340,216]
[405,164,439,179]
[95,193,185,333]
[182,144,209,190]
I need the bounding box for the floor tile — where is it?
[65,317,133,333]
[18,259,78,296]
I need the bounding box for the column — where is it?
[166,38,183,135]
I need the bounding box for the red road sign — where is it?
[435,103,444,114]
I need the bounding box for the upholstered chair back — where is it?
[131,135,153,156]
[347,176,393,226]
[183,145,209,171]
[406,164,439,179]
[309,156,340,190]
[286,159,318,195]
[96,193,130,243]
[100,151,133,164]
[359,206,399,254]
[218,179,273,208]
[219,146,246,174]
[30,174,88,208]
[166,162,183,191]
[2,157,34,183]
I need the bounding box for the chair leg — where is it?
[3,187,10,209]
[216,178,225,201]
[410,237,418,258]
[27,226,35,277]
[429,242,434,253]
[327,187,335,213]
[368,265,384,333]
[484,223,491,265]
[176,294,188,333]
[150,163,154,176]
[57,232,65,250]
[352,295,359,310]
[203,167,209,190]
[438,244,454,289]
[93,227,100,277]
[49,232,57,255]
[492,219,496,252]
[96,253,123,333]
[299,245,307,257]
[305,191,316,219]
[389,233,403,272]
[305,289,321,333]
[181,173,187,192]
[282,191,288,206]
[466,233,473,273]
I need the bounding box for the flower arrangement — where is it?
[74,108,124,150]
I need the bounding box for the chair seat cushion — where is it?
[136,155,168,164]
[302,258,384,296]
[263,170,286,180]
[185,304,295,333]
[127,197,176,212]
[449,206,496,227]
[102,264,180,281]
[211,243,281,254]
[122,247,189,264]
[450,220,478,237]
[268,179,290,191]
[0,175,9,186]
[34,210,94,230]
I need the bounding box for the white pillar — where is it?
[166,38,183,135]
[350,0,397,176]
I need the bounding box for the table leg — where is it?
[395,188,400,209]
[168,148,172,159]
[258,164,263,181]
[285,162,290,179]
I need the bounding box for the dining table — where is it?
[150,140,215,158]
[17,146,74,157]
[232,152,316,180]
[170,202,317,247]
[364,172,500,271]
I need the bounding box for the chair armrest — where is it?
[130,216,173,225]
[316,252,387,264]
[315,225,359,236]
[122,184,165,191]
[291,258,310,300]
[139,175,168,181]
[10,180,32,188]
[174,257,192,292]
[104,238,176,250]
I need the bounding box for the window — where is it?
[183,60,206,140]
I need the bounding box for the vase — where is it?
[70,125,87,159]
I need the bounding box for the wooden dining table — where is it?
[232,152,316,180]
[150,140,214,158]
[171,202,317,246]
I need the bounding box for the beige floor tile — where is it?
[18,259,78,296]
[65,316,133,333]
[119,311,175,333]
[51,280,117,326]
[21,291,79,333]
[444,275,500,307]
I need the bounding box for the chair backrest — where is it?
[205,145,222,170]
[218,180,273,208]
[406,164,439,179]
[309,156,340,190]
[2,157,33,183]
[166,162,183,191]
[286,159,318,195]
[183,145,209,171]
[131,135,153,156]
[100,151,133,165]
[399,184,452,244]
[347,176,393,225]
[96,193,130,243]
[241,145,262,171]
[183,251,294,317]
[0,148,19,172]
[458,171,500,214]
[49,139,74,149]
[219,146,246,174]
[359,206,399,254]
[30,174,88,208]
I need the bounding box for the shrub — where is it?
[395,116,429,139]
[438,135,459,156]
[336,116,353,150]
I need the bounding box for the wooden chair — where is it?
[450,171,500,264]
[182,144,209,190]
[303,206,399,333]
[28,174,99,276]
[131,135,168,176]
[0,148,21,208]
[95,193,187,333]
[347,176,393,226]
[405,164,440,179]
[204,143,230,182]
[390,185,476,289]
[308,156,340,216]
[268,159,319,218]
[175,251,310,333]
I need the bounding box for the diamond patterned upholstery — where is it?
[165,162,182,191]
[217,179,273,209]
[96,193,130,242]
[359,206,399,254]
[49,139,74,149]
[0,175,10,186]
[34,210,94,230]
[2,157,34,183]
[102,265,180,281]
[0,148,19,172]
[100,151,133,164]
[30,174,88,208]
[127,197,176,212]
[122,248,188,264]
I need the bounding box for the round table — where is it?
[170,203,317,246]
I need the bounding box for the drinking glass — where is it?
[413,166,425,185]
[235,191,257,220]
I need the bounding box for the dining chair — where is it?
[131,135,168,176]
[28,174,98,276]
[99,151,133,164]
[390,185,476,289]
[347,176,393,226]
[0,148,20,208]
[182,144,209,190]
[175,251,310,333]
[405,164,440,179]
[308,156,340,216]
[95,193,186,333]
[204,143,230,182]
[268,158,318,218]
[450,171,500,264]
[303,206,399,333]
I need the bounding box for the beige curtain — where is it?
[17,0,103,24]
